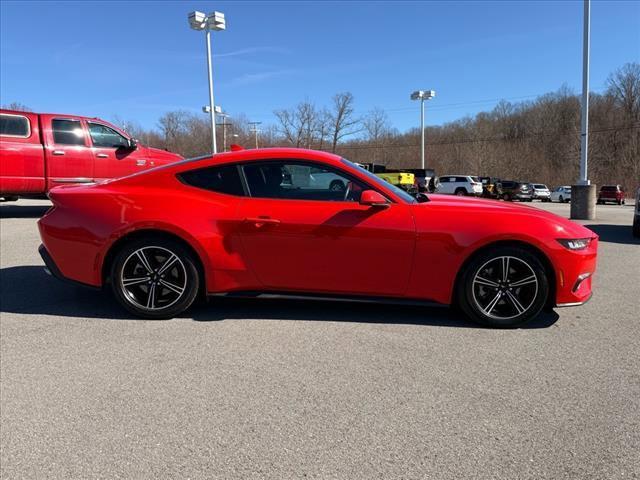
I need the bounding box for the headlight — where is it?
[557,238,592,250]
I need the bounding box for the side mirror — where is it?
[360,190,389,207]
[128,138,138,150]
[415,192,430,203]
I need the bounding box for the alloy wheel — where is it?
[120,246,187,311]
[471,256,538,321]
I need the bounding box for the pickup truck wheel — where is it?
[455,188,467,196]
[456,246,549,328]
[110,238,200,319]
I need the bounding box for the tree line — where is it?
[4,62,639,191]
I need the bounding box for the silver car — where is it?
[532,183,551,202]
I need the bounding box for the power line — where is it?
[313,123,640,151]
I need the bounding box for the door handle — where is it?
[96,153,108,158]
[243,217,281,227]
[52,150,65,156]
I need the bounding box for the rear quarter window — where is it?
[0,113,30,137]
[178,164,245,196]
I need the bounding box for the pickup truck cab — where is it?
[0,109,183,200]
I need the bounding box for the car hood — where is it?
[143,146,184,162]
[421,194,596,238]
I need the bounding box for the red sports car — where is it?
[38,148,598,327]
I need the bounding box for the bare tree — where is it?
[606,62,640,122]
[363,107,390,142]
[1,102,31,111]
[274,101,318,148]
[329,92,360,152]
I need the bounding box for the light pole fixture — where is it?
[188,10,226,155]
[249,121,262,149]
[410,89,435,169]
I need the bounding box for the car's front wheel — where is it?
[457,246,549,328]
[110,238,200,319]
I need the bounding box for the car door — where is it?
[42,115,94,189]
[437,176,452,194]
[88,121,146,181]
[236,160,416,297]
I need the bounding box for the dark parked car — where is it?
[497,181,533,202]
[597,185,626,205]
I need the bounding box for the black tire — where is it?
[503,193,511,201]
[456,246,549,328]
[110,237,200,319]
[455,188,467,196]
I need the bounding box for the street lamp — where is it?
[188,10,226,155]
[410,89,435,169]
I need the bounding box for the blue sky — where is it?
[1,1,638,133]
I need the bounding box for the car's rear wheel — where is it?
[502,193,511,201]
[455,188,467,196]
[110,238,200,319]
[457,246,549,328]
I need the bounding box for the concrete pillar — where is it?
[570,184,596,220]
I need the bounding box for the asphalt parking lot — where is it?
[1,199,639,479]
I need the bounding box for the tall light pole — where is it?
[410,90,435,169]
[249,121,262,148]
[579,0,590,186]
[188,10,226,155]
[571,0,596,220]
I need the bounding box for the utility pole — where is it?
[216,120,232,152]
[249,121,262,149]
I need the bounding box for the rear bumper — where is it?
[38,244,99,290]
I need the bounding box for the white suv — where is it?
[436,175,483,196]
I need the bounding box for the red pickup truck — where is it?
[0,109,183,201]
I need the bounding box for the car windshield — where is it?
[534,184,546,189]
[602,186,617,192]
[341,158,417,203]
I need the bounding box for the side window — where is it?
[456,177,467,183]
[88,123,130,148]
[243,161,366,202]
[178,164,245,196]
[0,114,30,137]
[52,119,85,146]
[440,176,450,183]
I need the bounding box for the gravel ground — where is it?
[1,199,639,479]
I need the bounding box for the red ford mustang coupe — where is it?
[38,148,598,327]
